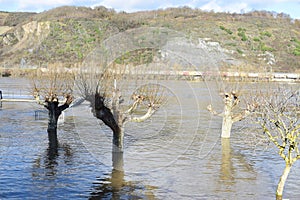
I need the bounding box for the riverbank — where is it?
[1,67,299,83]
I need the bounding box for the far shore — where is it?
[1,67,299,82]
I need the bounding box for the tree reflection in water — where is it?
[89,151,157,200]
[32,143,73,178]
[44,146,59,177]
[216,138,256,195]
[220,138,235,184]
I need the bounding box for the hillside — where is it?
[0,6,299,74]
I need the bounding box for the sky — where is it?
[0,0,299,19]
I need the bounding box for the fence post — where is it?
[0,90,2,108]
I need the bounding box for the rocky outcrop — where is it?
[7,21,50,48]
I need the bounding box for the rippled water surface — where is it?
[1,77,300,199]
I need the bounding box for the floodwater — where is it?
[1,77,300,199]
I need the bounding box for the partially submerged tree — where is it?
[76,64,169,152]
[207,89,253,138]
[253,86,300,199]
[32,67,74,149]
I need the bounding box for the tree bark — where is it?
[221,112,233,138]
[276,163,292,199]
[45,101,69,149]
[93,92,124,151]
[113,126,124,152]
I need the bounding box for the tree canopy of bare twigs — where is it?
[32,66,75,103]
[252,85,300,199]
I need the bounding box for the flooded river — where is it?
[0,77,300,199]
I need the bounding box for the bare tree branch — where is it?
[250,85,300,198]
[32,66,75,101]
[129,106,156,123]
[206,104,222,116]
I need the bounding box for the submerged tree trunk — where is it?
[276,164,292,199]
[45,100,69,149]
[113,126,124,152]
[112,150,124,171]
[221,104,233,138]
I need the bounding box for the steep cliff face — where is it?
[2,21,50,48]
[0,21,51,67]
[17,21,50,48]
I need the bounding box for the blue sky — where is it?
[0,0,299,19]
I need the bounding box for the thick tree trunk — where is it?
[276,164,292,199]
[112,150,124,171]
[222,115,233,138]
[47,102,60,149]
[113,126,124,153]
[47,128,58,149]
[221,101,234,138]
[93,92,124,151]
[46,101,69,149]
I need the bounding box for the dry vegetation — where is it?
[0,6,299,74]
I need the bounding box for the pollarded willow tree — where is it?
[76,63,169,152]
[253,86,300,199]
[32,66,74,149]
[207,86,254,138]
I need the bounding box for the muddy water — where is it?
[0,77,300,199]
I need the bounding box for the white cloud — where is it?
[94,0,207,12]
[20,0,70,7]
[96,0,144,11]
[200,0,250,13]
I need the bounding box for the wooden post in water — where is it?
[0,90,2,108]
